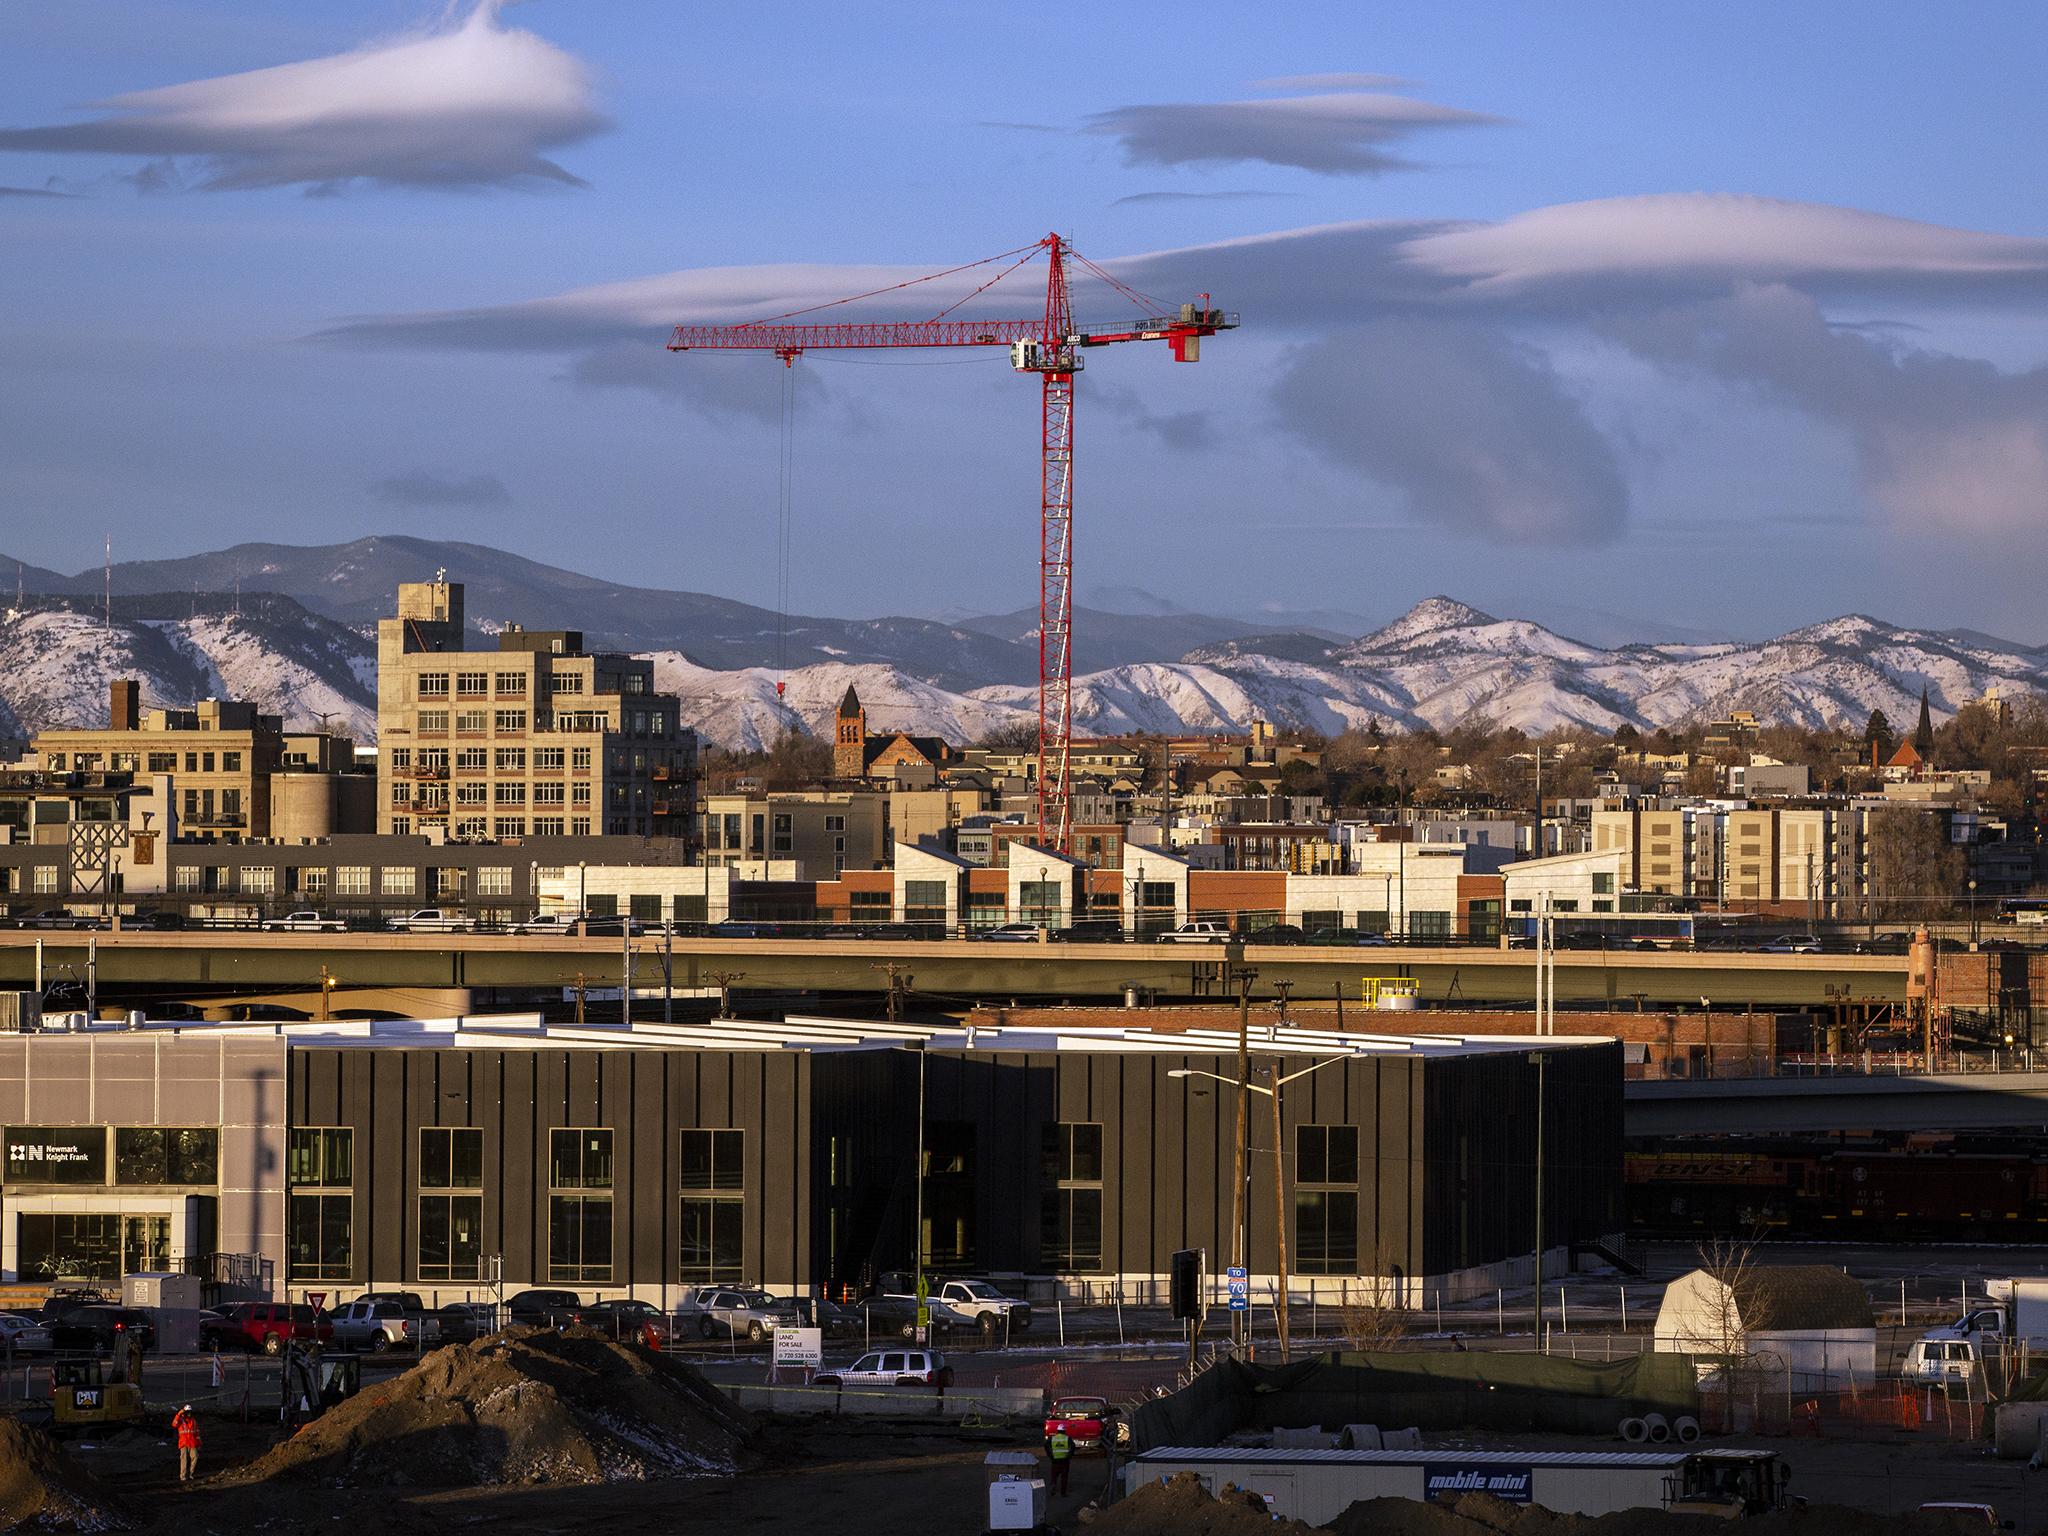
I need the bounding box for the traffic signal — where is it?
[1170,1248,1204,1321]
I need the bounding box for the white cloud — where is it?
[1084,91,1498,175]
[0,1,607,192]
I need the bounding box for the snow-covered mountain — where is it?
[4,591,2040,752]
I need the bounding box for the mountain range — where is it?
[0,540,2040,752]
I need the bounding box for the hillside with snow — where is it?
[3,591,2040,752]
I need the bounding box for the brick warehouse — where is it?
[0,1014,1620,1307]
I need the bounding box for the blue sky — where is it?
[6,1,2048,642]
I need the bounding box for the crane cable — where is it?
[776,362,796,687]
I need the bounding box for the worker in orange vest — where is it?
[171,1403,202,1482]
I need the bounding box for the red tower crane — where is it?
[669,233,1235,853]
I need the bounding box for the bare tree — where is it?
[1865,807,1964,920]
[1337,1249,1416,1352]
[1683,1237,1775,1429]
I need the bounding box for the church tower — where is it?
[834,685,867,780]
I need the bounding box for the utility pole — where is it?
[663,919,674,1024]
[568,973,590,1024]
[1231,958,1256,1353]
[875,962,913,1025]
[1530,1048,1546,1347]
[1268,1057,1291,1361]
[708,970,745,1021]
[622,924,634,1026]
[317,963,335,1022]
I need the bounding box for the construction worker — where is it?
[1044,1425,1073,1497]
[172,1403,202,1482]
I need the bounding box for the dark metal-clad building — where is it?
[1,1014,1620,1308]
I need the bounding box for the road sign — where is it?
[305,1291,327,1312]
[1226,1265,1249,1312]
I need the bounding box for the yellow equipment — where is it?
[49,1346,144,1437]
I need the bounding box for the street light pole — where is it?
[1268,1059,1290,1360]
[1530,1048,1546,1347]
[1233,965,1251,1352]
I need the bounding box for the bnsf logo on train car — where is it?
[1425,1466,1532,1503]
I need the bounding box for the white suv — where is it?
[1161,920,1232,944]
[814,1349,953,1389]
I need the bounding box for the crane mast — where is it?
[669,233,1236,853]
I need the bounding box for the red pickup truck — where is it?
[199,1301,333,1355]
[1044,1395,1119,1454]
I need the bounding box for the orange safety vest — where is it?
[173,1410,202,1449]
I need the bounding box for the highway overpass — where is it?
[1627,1070,2048,1136]
[0,929,1908,1009]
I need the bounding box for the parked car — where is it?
[710,919,782,938]
[930,1278,1031,1335]
[1160,920,1232,944]
[330,1299,438,1351]
[583,916,647,937]
[1050,919,1123,944]
[506,1288,584,1328]
[436,1301,499,1343]
[813,1348,952,1389]
[868,1291,975,1339]
[21,909,93,930]
[49,1305,156,1355]
[579,1299,672,1348]
[1905,1336,1985,1386]
[34,1288,112,1323]
[1246,923,1306,946]
[764,1296,860,1341]
[135,910,188,931]
[199,1301,332,1356]
[390,908,474,933]
[1758,934,1823,955]
[976,923,1045,943]
[1044,1395,1119,1453]
[0,1313,53,1354]
[677,1286,785,1342]
[261,910,348,933]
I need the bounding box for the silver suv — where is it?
[678,1285,783,1341]
[814,1349,953,1388]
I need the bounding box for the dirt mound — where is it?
[1325,1495,1498,1536]
[1323,1492,1989,1536]
[0,1417,133,1532]
[1095,1470,1321,1535]
[228,1327,755,1490]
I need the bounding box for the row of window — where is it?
[3,1126,218,1187]
[46,750,244,774]
[416,671,592,699]
[393,747,587,773]
[287,1127,743,1284]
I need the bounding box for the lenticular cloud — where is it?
[0,1,608,192]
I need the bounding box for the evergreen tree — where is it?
[1863,709,1894,752]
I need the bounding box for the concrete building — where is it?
[0,770,173,918]
[375,580,696,843]
[28,682,305,843]
[699,789,888,881]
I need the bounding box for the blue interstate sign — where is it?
[1424,1465,1532,1504]
[1226,1266,1249,1311]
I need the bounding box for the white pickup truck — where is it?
[390,908,474,933]
[928,1279,1032,1334]
[261,910,347,933]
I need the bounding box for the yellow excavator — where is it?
[47,1337,145,1438]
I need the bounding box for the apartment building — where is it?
[1592,805,1854,913]
[698,790,887,880]
[375,581,696,844]
[28,682,287,842]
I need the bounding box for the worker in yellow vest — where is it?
[1044,1426,1073,1496]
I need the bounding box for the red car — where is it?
[1044,1395,1118,1454]
[199,1301,333,1356]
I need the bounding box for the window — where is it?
[391,782,412,807]
[495,710,527,734]
[1040,1122,1103,1272]
[903,880,947,926]
[1592,872,1615,895]
[419,1127,483,1281]
[115,1127,218,1186]
[33,866,58,895]
[419,673,449,698]
[495,672,527,696]
[495,748,526,772]
[534,782,565,806]
[771,812,792,854]
[494,782,526,805]
[572,783,591,806]
[535,748,565,772]
[223,751,242,773]
[571,817,590,836]
[456,747,489,772]
[288,1128,353,1282]
[381,866,416,897]
[175,866,202,893]
[476,867,513,897]
[298,867,329,896]
[456,782,488,805]
[966,890,1006,930]
[243,866,275,896]
[1019,881,1062,925]
[680,1129,744,1283]
[455,710,488,735]
[494,817,525,838]
[532,817,565,836]
[631,893,662,923]
[334,866,371,897]
[456,672,489,697]
[1294,1125,1359,1276]
[418,710,449,734]
[147,752,176,773]
[1409,910,1452,940]
[549,1129,613,1283]
[550,671,584,695]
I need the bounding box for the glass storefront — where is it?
[17,1212,169,1281]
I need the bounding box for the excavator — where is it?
[46,1335,145,1438]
